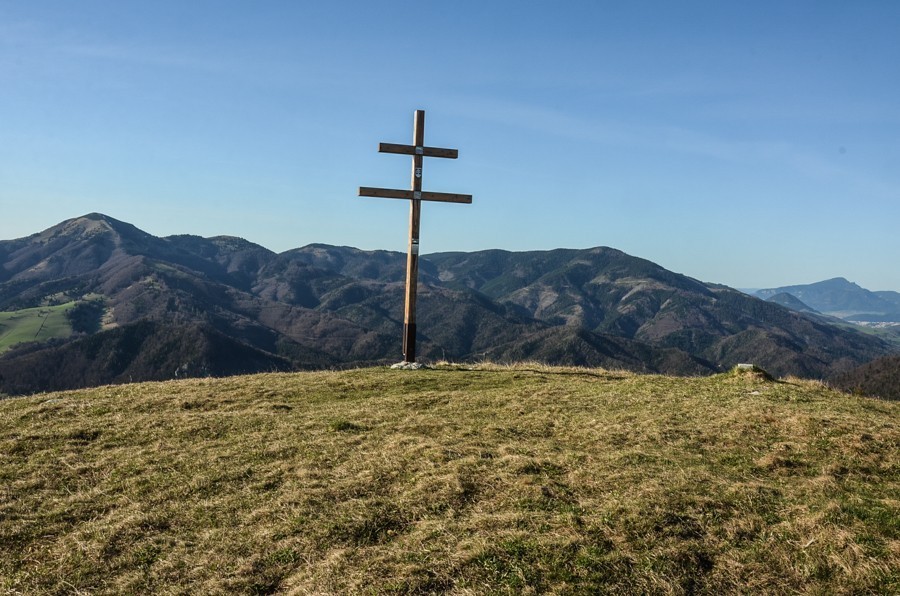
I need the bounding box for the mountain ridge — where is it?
[1,214,894,394]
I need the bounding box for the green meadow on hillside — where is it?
[1,365,897,594]
[0,302,76,353]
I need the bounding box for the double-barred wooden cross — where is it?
[359,110,472,363]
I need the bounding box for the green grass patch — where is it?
[0,364,897,593]
[0,302,77,352]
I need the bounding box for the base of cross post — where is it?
[402,322,416,364]
[390,361,427,370]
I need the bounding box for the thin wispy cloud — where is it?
[61,42,234,73]
[440,95,899,203]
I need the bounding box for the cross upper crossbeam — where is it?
[378,143,459,159]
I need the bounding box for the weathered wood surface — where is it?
[358,187,472,204]
[378,142,459,159]
[403,111,426,362]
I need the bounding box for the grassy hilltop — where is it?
[1,365,898,594]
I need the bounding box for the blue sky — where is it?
[1,1,899,291]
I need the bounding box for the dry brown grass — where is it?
[1,364,897,594]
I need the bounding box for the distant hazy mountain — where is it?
[754,278,900,319]
[765,292,819,313]
[0,214,894,394]
[874,291,900,308]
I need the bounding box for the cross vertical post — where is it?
[359,110,472,364]
[403,110,425,361]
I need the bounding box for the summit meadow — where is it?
[1,364,898,593]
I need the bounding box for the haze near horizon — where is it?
[1,1,899,291]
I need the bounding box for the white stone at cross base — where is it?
[390,361,427,370]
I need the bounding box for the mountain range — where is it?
[755,278,900,321]
[0,214,895,394]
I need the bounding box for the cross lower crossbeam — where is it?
[358,187,472,204]
[358,110,472,364]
